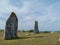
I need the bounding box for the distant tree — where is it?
[21,30,26,32]
[18,30,20,32]
[29,29,34,32]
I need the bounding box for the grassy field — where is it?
[0,30,60,45]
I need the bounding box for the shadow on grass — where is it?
[5,37,30,40]
[19,37,30,39]
[5,36,46,40]
[33,36,46,38]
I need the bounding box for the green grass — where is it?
[0,30,60,45]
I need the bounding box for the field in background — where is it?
[0,30,60,45]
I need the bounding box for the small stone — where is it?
[58,38,60,41]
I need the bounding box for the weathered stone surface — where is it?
[34,21,39,34]
[4,12,18,39]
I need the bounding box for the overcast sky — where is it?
[0,0,60,31]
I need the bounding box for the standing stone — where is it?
[4,12,18,39]
[34,21,39,34]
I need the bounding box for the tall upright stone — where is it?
[4,12,18,39]
[34,21,39,34]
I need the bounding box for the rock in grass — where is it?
[4,12,18,39]
[34,21,39,34]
